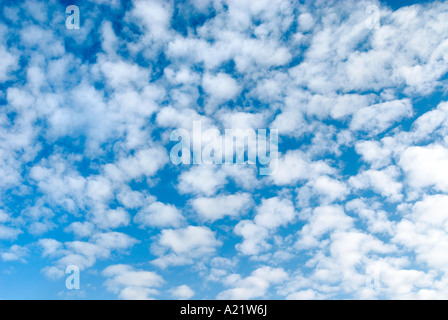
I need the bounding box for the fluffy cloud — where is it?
[270,150,334,186]
[178,166,228,196]
[0,46,18,82]
[400,144,448,192]
[235,197,296,256]
[350,99,413,134]
[0,225,22,240]
[40,232,139,273]
[254,197,296,229]
[65,222,95,238]
[170,285,195,300]
[296,206,353,249]
[103,264,164,300]
[297,176,349,206]
[152,226,222,268]
[218,266,288,300]
[355,140,393,169]
[135,202,184,228]
[203,73,240,102]
[394,195,448,271]
[345,199,393,235]
[1,245,28,262]
[349,166,403,202]
[1,0,448,300]
[190,193,253,222]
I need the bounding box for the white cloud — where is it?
[165,66,201,86]
[152,226,222,268]
[103,264,164,300]
[130,0,173,41]
[0,46,18,82]
[374,262,436,299]
[105,147,169,183]
[296,205,353,249]
[350,99,413,135]
[91,207,131,230]
[41,266,65,280]
[254,197,296,229]
[170,285,195,300]
[65,222,95,238]
[203,73,240,102]
[0,225,22,240]
[0,210,10,223]
[349,166,403,202]
[20,204,56,236]
[134,202,184,228]
[302,176,349,204]
[394,195,448,272]
[178,165,227,196]
[286,289,322,300]
[218,266,288,300]
[92,232,139,251]
[298,13,314,32]
[3,0,448,300]
[1,245,28,262]
[208,257,238,282]
[235,197,296,256]
[234,220,270,256]
[221,165,260,190]
[40,232,139,271]
[400,144,448,192]
[346,199,393,235]
[409,102,448,142]
[97,58,151,90]
[270,150,334,186]
[116,186,147,209]
[218,111,267,131]
[29,156,87,213]
[156,106,211,130]
[20,26,65,58]
[355,140,393,169]
[191,193,253,222]
[39,238,65,258]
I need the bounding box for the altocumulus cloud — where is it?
[0,0,448,300]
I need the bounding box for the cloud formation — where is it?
[0,0,448,300]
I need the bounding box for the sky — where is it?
[0,0,448,300]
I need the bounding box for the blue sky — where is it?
[1,0,448,300]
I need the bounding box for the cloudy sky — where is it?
[1,0,448,300]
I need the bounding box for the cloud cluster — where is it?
[1,0,448,300]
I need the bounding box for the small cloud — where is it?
[102,264,164,300]
[170,285,195,300]
[1,245,29,262]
